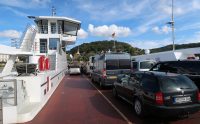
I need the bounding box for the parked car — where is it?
[68,65,81,75]
[113,71,200,117]
[149,60,200,89]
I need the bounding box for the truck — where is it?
[91,52,131,87]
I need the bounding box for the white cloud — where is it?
[179,22,200,31]
[77,29,88,39]
[0,0,51,9]
[75,0,149,21]
[152,26,160,34]
[193,0,200,9]
[152,26,171,34]
[162,26,171,34]
[131,30,200,49]
[4,7,28,17]
[88,24,132,38]
[0,30,21,38]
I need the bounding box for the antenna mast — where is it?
[171,0,175,51]
[167,0,175,51]
[52,6,56,16]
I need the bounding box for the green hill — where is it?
[151,42,200,53]
[67,40,144,61]
[67,40,200,61]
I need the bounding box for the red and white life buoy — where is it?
[38,56,45,71]
[45,57,50,70]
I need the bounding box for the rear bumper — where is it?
[145,103,200,116]
[102,78,116,86]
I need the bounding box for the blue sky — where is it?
[0,0,200,50]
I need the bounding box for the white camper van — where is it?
[91,52,131,87]
[131,50,196,72]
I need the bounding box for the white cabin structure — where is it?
[0,14,81,124]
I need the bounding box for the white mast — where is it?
[167,0,175,51]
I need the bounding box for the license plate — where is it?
[174,97,191,103]
[108,76,117,79]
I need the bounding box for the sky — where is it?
[0,0,200,50]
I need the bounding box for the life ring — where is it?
[45,57,50,70]
[38,56,45,71]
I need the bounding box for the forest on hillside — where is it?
[67,40,144,61]
[67,40,200,61]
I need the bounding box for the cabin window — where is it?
[40,39,47,53]
[49,38,59,50]
[37,20,48,34]
[63,21,78,36]
[51,22,56,34]
[58,21,63,34]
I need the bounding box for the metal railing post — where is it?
[14,80,17,106]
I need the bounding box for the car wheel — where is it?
[112,87,118,98]
[134,99,145,117]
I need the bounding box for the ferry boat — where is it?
[0,12,81,123]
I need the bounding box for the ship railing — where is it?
[11,24,37,50]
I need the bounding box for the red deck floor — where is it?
[25,75,127,124]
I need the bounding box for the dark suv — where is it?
[113,71,200,117]
[150,60,200,89]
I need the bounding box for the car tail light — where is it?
[197,91,200,102]
[155,91,164,105]
[102,68,106,78]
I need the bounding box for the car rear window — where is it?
[159,75,197,92]
[106,60,119,70]
[141,75,159,92]
[119,59,131,69]
[140,61,155,69]
[70,65,80,68]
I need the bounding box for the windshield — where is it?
[159,75,197,92]
[140,61,155,69]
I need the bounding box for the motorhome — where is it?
[131,50,198,72]
[91,52,131,87]
[132,51,196,62]
[86,56,95,76]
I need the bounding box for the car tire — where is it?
[112,87,118,98]
[99,80,104,89]
[134,98,145,117]
[91,76,95,82]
